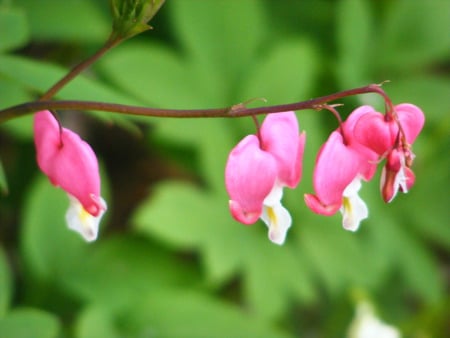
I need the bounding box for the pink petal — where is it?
[394,103,425,144]
[304,193,341,216]
[34,111,103,216]
[225,135,278,224]
[353,111,393,156]
[260,111,304,188]
[311,131,362,207]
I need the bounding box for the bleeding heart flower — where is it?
[354,103,424,202]
[34,110,106,241]
[225,111,305,244]
[304,106,378,231]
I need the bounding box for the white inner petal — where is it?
[263,181,284,206]
[65,195,106,242]
[261,203,292,245]
[340,177,368,232]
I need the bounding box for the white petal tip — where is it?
[269,230,287,245]
[65,196,106,242]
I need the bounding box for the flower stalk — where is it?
[0,83,393,123]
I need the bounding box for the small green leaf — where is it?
[0,247,12,316]
[0,7,29,51]
[0,308,60,338]
[110,0,166,40]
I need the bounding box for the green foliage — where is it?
[0,0,449,337]
[0,308,60,338]
[0,247,11,316]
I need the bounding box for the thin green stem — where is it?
[39,35,122,101]
[0,83,389,123]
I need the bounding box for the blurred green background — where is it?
[0,0,449,337]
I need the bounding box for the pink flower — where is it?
[225,112,305,245]
[304,106,379,231]
[354,103,424,202]
[34,110,106,241]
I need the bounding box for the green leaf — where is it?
[120,289,293,338]
[169,0,266,88]
[0,54,143,131]
[133,181,317,319]
[0,159,8,195]
[110,0,166,40]
[0,308,60,338]
[336,0,373,88]
[20,177,88,282]
[0,247,12,316]
[0,77,34,140]
[240,38,319,104]
[64,234,201,310]
[386,75,450,126]
[378,0,450,70]
[75,305,120,338]
[0,6,29,51]
[98,42,206,108]
[14,0,109,43]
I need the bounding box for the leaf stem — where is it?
[39,35,123,101]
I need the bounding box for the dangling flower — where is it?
[354,103,424,202]
[225,111,305,245]
[33,110,106,241]
[304,106,378,231]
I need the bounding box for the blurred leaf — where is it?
[64,234,201,310]
[0,159,7,195]
[0,54,143,131]
[14,0,109,43]
[378,0,450,70]
[98,42,205,108]
[240,38,319,104]
[0,247,11,316]
[169,0,266,90]
[336,0,373,88]
[21,177,88,282]
[0,308,60,338]
[120,289,293,338]
[394,137,450,250]
[387,75,450,126]
[133,181,317,319]
[0,6,29,51]
[365,193,445,304]
[0,77,34,139]
[75,305,120,338]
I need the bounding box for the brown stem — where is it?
[39,36,122,101]
[0,83,390,123]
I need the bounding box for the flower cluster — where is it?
[225,103,424,244]
[34,110,106,242]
